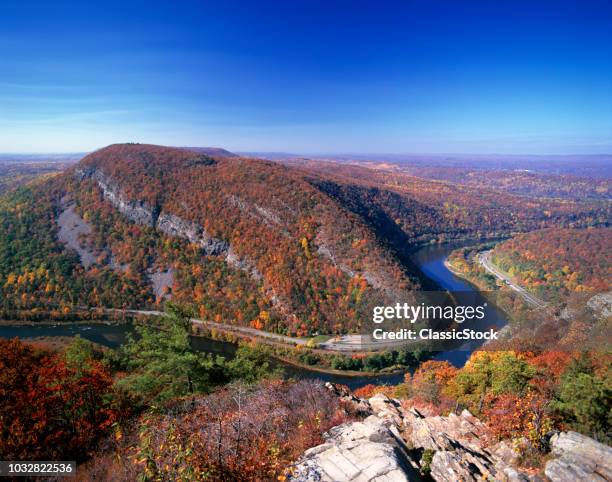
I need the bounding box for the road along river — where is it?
[477,250,547,309]
[0,241,508,389]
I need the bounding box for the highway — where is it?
[107,309,313,347]
[189,318,312,346]
[476,250,547,309]
[107,309,393,352]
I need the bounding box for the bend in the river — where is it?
[0,240,509,389]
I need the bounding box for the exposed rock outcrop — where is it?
[587,291,612,320]
[545,431,612,481]
[324,382,373,416]
[430,448,498,482]
[76,167,228,255]
[402,407,494,453]
[57,201,97,269]
[148,268,174,299]
[290,416,421,482]
[156,212,228,256]
[298,382,612,482]
[76,167,159,227]
[402,407,518,481]
[367,393,404,427]
[225,246,262,280]
[75,167,264,274]
[57,197,127,272]
[297,384,558,482]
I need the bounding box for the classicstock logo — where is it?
[361,291,506,352]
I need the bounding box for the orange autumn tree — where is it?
[482,389,555,451]
[410,360,458,406]
[353,383,397,399]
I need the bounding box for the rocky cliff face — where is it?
[156,212,228,256]
[291,416,421,482]
[76,167,159,227]
[545,431,612,481]
[586,291,612,320]
[74,167,260,274]
[290,383,611,482]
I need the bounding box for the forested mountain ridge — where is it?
[491,227,611,301]
[0,144,609,334]
[0,144,418,333]
[282,156,612,200]
[291,160,610,243]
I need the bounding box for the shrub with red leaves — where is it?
[79,379,353,481]
[0,338,121,461]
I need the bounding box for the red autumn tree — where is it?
[482,389,556,452]
[0,338,120,461]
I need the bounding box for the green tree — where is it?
[117,307,228,405]
[228,344,282,383]
[63,336,99,372]
[449,352,535,413]
[489,352,536,396]
[552,354,611,442]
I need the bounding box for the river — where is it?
[0,241,507,389]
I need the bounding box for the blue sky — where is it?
[1,0,611,154]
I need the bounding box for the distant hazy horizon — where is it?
[2,148,612,159]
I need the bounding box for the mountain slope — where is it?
[1,144,416,333]
[292,160,610,242]
[492,227,611,300]
[182,146,238,158]
[0,144,608,334]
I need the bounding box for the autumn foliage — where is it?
[294,159,610,245]
[482,390,555,450]
[409,360,458,407]
[492,227,611,300]
[0,338,122,461]
[395,349,611,450]
[79,380,352,481]
[353,383,397,399]
[2,144,609,335]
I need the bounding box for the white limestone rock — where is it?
[290,416,420,482]
[545,431,612,481]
